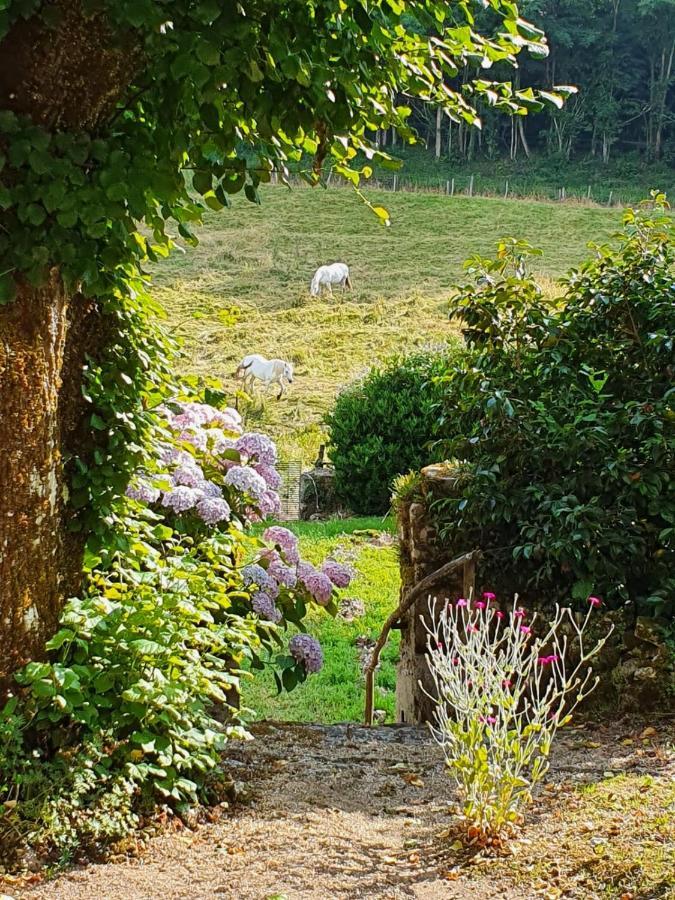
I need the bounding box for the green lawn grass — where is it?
[242,517,401,724]
[153,184,621,461]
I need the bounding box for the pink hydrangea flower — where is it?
[289,634,323,674]
[321,560,352,588]
[251,591,282,623]
[196,497,231,525]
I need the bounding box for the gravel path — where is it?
[10,720,674,900]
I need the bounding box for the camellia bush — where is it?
[326,351,452,514]
[425,592,610,842]
[0,388,351,865]
[432,195,674,619]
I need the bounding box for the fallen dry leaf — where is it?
[583,740,601,749]
[401,773,424,788]
[640,726,657,739]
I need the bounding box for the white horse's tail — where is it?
[310,275,321,296]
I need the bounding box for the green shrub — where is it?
[433,194,674,618]
[326,352,451,514]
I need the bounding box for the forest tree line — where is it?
[378,0,675,165]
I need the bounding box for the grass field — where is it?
[154,183,621,461]
[242,517,400,723]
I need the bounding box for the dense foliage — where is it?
[0,382,353,865]
[433,195,674,618]
[327,352,450,514]
[393,0,675,165]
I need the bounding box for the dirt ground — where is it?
[8,718,674,900]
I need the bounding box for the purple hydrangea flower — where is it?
[241,563,279,599]
[177,428,208,451]
[172,463,205,488]
[259,490,281,518]
[161,485,204,513]
[254,463,282,491]
[200,480,223,499]
[235,432,277,466]
[268,555,297,588]
[321,560,352,588]
[158,446,194,467]
[289,634,323,674]
[251,591,282,623]
[126,481,160,504]
[303,571,333,606]
[196,497,231,525]
[224,466,267,501]
[263,526,299,564]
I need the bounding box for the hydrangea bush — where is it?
[425,593,611,843]
[124,397,353,686]
[3,391,352,861]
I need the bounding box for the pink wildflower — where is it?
[513,608,526,619]
[456,598,468,608]
[474,600,486,610]
[482,591,496,602]
[520,625,531,635]
[467,624,479,633]
[501,678,512,689]
[494,610,506,620]
[436,641,443,650]
[452,657,460,666]
[588,596,602,608]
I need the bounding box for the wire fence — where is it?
[278,171,671,209]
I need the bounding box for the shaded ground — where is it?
[10,718,673,900]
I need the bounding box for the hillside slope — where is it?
[152,185,620,460]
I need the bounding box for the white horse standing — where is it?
[235,354,294,399]
[310,262,352,297]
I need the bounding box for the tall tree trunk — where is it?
[0,275,104,686]
[0,1,140,690]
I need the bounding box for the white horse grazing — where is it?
[235,354,294,399]
[310,262,352,297]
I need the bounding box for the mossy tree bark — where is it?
[0,1,138,689]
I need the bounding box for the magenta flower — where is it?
[452,657,460,666]
[588,596,602,608]
[467,624,479,633]
[547,654,560,664]
[520,625,531,635]
[513,608,526,619]
[483,591,496,602]
[537,656,550,666]
[456,598,468,608]
[436,641,443,650]
[474,600,486,610]
[479,715,497,726]
[494,610,506,620]
[502,678,512,689]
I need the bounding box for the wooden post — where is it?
[393,174,398,192]
[608,190,613,206]
[446,179,450,195]
[451,177,455,196]
[504,180,509,199]
[587,185,592,200]
[469,174,474,197]
[561,186,566,201]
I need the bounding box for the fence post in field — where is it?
[504,180,509,199]
[393,174,398,192]
[561,186,566,201]
[451,177,455,196]
[469,174,474,197]
[587,185,592,200]
[608,190,613,206]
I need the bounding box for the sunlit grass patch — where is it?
[242,517,400,724]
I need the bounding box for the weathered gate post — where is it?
[395,464,474,723]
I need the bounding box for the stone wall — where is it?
[395,466,674,724]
